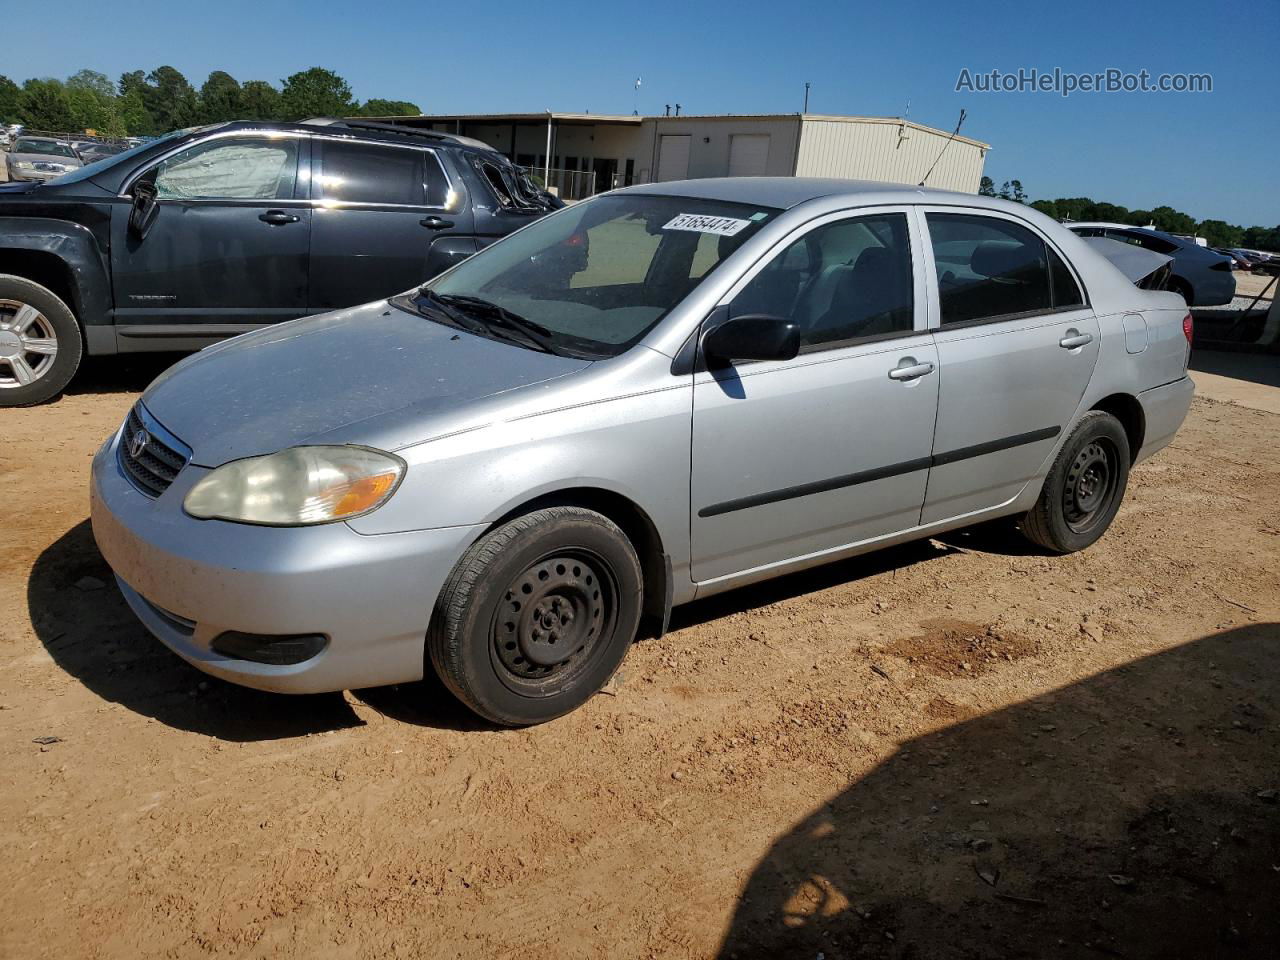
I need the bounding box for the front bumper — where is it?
[90,428,484,693]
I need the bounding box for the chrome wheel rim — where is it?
[0,299,58,389]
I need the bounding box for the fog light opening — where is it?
[210,632,329,666]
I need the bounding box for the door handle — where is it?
[259,211,300,225]
[1059,330,1094,349]
[888,359,935,382]
[420,216,455,230]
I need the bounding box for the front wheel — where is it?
[427,506,644,726]
[1021,411,1131,554]
[0,274,83,407]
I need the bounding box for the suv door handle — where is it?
[420,216,455,230]
[259,211,300,225]
[888,358,935,382]
[1059,330,1094,349]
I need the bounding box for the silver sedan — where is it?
[91,179,1194,725]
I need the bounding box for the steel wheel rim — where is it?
[0,299,58,389]
[1063,438,1119,534]
[490,549,619,696]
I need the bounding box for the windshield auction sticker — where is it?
[662,213,752,236]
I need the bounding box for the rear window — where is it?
[928,214,1082,324]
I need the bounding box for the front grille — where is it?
[118,404,190,498]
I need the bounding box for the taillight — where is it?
[1183,313,1194,344]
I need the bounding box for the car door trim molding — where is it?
[697,425,1061,518]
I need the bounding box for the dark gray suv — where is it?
[0,118,561,406]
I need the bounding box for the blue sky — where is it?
[6,0,1277,225]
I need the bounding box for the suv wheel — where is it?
[1021,411,1130,554]
[0,275,83,407]
[428,506,644,726]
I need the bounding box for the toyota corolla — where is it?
[91,179,1194,725]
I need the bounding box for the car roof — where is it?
[14,135,60,143]
[214,118,500,154]
[618,176,990,210]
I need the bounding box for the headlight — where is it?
[183,446,405,525]
[15,161,34,169]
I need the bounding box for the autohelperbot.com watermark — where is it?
[955,67,1212,98]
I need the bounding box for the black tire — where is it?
[427,506,644,726]
[1021,411,1131,554]
[0,274,83,407]
[1168,276,1194,307]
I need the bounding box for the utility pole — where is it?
[803,82,810,114]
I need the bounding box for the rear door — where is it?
[111,132,311,342]
[690,208,938,584]
[920,208,1099,524]
[308,138,475,309]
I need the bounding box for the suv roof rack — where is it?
[298,116,464,145]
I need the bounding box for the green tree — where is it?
[117,87,155,135]
[1197,219,1242,249]
[1030,199,1059,220]
[144,65,198,132]
[66,69,116,99]
[280,67,354,120]
[239,80,283,120]
[0,75,21,123]
[359,98,421,117]
[1147,205,1196,236]
[19,78,74,131]
[199,70,243,123]
[978,175,996,197]
[65,69,124,135]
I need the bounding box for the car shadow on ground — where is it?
[64,353,186,397]
[28,520,494,739]
[715,622,1280,959]
[670,522,1040,632]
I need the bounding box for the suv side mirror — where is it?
[703,314,801,364]
[129,179,160,239]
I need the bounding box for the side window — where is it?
[153,138,299,200]
[732,213,915,350]
[1049,246,1084,307]
[927,213,1052,325]
[319,142,424,206]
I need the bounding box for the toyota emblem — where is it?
[130,428,150,459]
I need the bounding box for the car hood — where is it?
[142,301,592,466]
[9,152,81,167]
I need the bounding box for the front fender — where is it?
[0,216,114,350]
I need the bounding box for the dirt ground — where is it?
[2,353,1278,960]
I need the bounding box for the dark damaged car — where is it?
[0,118,560,406]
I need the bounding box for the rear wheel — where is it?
[427,507,644,726]
[0,275,82,407]
[1021,411,1130,554]
[1168,276,1194,307]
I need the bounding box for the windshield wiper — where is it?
[409,287,488,335]
[437,294,566,356]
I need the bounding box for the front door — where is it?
[920,209,1100,524]
[308,139,475,310]
[690,209,939,584]
[111,134,311,340]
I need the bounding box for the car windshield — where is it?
[411,194,780,358]
[15,139,77,158]
[46,128,199,187]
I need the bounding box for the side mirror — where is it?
[703,314,801,364]
[128,179,160,239]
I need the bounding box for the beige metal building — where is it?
[372,111,989,197]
